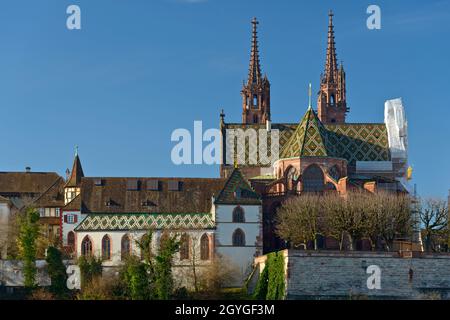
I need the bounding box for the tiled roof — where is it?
[324,123,390,164]
[0,172,61,195]
[33,177,65,208]
[80,177,227,214]
[280,107,332,159]
[223,108,390,166]
[223,123,297,167]
[214,168,261,205]
[75,213,215,232]
[63,194,81,211]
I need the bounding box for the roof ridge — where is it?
[214,168,260,204]
[299,108,314,156]
[31,176,64,204]
[63,193,80,208]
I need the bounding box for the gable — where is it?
[214,168,261,205]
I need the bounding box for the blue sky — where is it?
[0,0,449,198]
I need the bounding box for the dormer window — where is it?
[105,198,118,207]
[142,200,156,207]
[127,179,139,191]
[146,180,160,191]
[168,180,181,191]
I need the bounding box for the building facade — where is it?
[220,12,410,253]
[0,12,413,288]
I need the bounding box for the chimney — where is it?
[25,167,31,173]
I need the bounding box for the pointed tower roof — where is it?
[323,10,338,83]
[247,17,262,85]
[65,148,84,188]
[280,107,337,159]
[214,167,261,205]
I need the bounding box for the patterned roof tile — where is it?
[75,213,215,232]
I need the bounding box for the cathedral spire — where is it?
[317,11,348,124]
[241,18,270,125]
[247,17,262,85]
[324,10,338,83]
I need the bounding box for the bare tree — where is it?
[363,192,412,251]
[275,194,322,250]
[199,254,239,298]
[323,193,366,251]
[0,223,8,259]
[276,191,414,252]
[418,198,448,252]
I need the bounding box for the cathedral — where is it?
[0,12,409,287]
[220,11,408,252]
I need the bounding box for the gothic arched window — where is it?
[253,95,258,108]
[232,229,246,247]
[253,114,259,124]
[200,234,210,260]
[180,234,190,260]
[232,206,245,223]
[121,234,131,260]
[81,236,92,257]
[102,235,111,260]
[286,166,298,191]
[330,94,335,105]
[67,231,75,252]
[303,165,325,192]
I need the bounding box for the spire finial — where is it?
[75,145,78,157]
[220,109,225,124]
[324,10,338,83]
[247,17,261,85]
[308,83,312,109]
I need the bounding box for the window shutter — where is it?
[74,215,78,223]
[64,215,68,223]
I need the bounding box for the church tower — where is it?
[242,18,271,125]
[64,147,84,205]
[317,11,348,124]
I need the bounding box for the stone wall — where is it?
[256,250,450,300]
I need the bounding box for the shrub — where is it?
[78,256,102,289]
[253,252,285,300]
[29,288,55,300]
[17,208,40,289]
[46,246,68,299]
